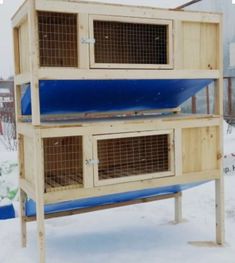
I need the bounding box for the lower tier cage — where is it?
[19,115,221,205]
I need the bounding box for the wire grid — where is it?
[97,134,169,180]
[94,20,168,64]
[43,136,83,191]
[38,11,78,67]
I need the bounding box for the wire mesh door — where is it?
[38,11,78,67]
[93,130,174,186]
[89,15,173,69]
[43,136,83,192]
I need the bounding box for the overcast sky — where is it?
[0,0,188,78]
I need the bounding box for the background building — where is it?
[0,79,16,150]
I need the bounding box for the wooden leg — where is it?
[36,199,46,263]
[19,189,27,248]
[34,129,46,263]
[174,192,183,224]
[215,178,225,245]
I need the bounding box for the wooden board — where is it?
[182,126,219,173]
[23,135,34,185]
[18,18,30,74]
[182,22,218,70]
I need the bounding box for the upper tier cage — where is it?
[14,6,219,73]
[12,1,222,120]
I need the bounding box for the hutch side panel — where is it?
[182,22,218,70]
[18,19,30,74]
[23,135,34,185]
[182,126,219,173]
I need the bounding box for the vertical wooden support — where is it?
[214,112,225,245]
[79,13,89,69]
[28,0,40,125]
[174,128,183,223]
[206,86,210,114]
[18,134,27,247]
[174,192,183,224]
[214,16,225,245]
[14,85,22,122]
[228,77,232,116]
[173,20,183,69]
[34,129,46,263]
[192,95,197,113]
[13,27,22,122]
[19,189,27,247]
[214,78,224,116]
[83,135,94,188]
[13,27,20,75]
[215,178,225,245]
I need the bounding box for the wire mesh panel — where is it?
[38,11,78,67]
[93,20,168,65]
[43,136,83,192]
[97,134,170,181]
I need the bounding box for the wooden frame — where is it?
[12,1,225,262]
[17,114,222,205]
[89,15,173,69]
[93,130,174,186]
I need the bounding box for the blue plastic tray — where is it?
[21,79,213,115]
[26,181,208,217]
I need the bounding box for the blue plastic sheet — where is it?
[21,79,213,115]
[26,181,208,217]
[0,204,15,220]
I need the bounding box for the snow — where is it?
[1,180,235,263]
[0,121,235,263]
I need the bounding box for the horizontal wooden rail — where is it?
[24,192,181,222]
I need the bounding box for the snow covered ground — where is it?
[0,122,235,263]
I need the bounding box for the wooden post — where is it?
[228,77,232,116]
[82,135,94,188]
[28,0,40,125]
[206,86,210,114]
[192,95,197,113]
[34,129,46,263]
[19,189,27,247]
[174,128,183,223]
[215,178,225,245]
[18,134,27,247]
[214,15,225,245]
[174,192,183,223]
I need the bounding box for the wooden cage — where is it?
[12,1,224,262]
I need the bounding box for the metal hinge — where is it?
[81,37,96,44]
[86,159,99,166]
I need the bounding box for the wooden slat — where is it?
[44,171,219,204]
[35,0,221,23]
[38,68,220,80]
[25,192,181,222]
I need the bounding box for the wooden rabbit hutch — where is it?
[12,0,224,262]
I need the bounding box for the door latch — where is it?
[86,159,99,166]
[81,37,96,44]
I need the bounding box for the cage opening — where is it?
[97,134,170,180]
[38,11,78,67]
[43,136,83,192]
[93,20,168,65]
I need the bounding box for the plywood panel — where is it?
[200,23,218,70]
[182,22,218,70]
[24,135,34,185]
[183,22,201,69]
[19,19,30,73]
[182,126,219,173]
